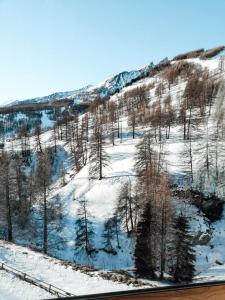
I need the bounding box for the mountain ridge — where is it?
[7,62,154,107]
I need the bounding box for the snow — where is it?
[46,129,138,269]
[187,57,221,71]
[0,270,50,300]
[1,54,225,298]
[0,241,141,299]
[92,63,153,95]
[41,111,54,129]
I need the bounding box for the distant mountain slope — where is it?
[7,85,92,106]
[7,63,154,107]
[5,46,225,108]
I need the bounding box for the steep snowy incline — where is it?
[1,53,225,294]
[51,55,225,275]
[47,120,139,269]
[7,55,224,273]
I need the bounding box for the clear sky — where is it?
[0,0,224,104]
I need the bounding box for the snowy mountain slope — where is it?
[1,121,139,270]
[2,55,225,261]
[1,50,225,299]
[7,86,91,106]
[107,56,225,279]
[89,63,154,97]
[45,54,225,278]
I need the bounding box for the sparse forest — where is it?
[0,48,225,286]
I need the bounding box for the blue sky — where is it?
[0,0,224,104]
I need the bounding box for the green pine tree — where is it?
[134,202,156,278]
[172,214,196,283]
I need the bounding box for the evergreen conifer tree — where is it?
[134,202,155,278]
[172,214,196,283]
[102,218,117,254]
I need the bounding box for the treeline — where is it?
[172,46,225,61]
[0,108,61,139]
[0,99,70,114]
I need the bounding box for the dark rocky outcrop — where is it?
[172,189,224,222]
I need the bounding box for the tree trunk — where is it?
[43,182,48,254]
[115,219,120,248]
[183,113,186,140]
[84,202,89,254]
[6,181,13,242]
[160,203,166,280]
[189,130,193,184]
[129,196,134,232]
[111,122,115,146]
[99,139,102,180]
[206,119,210,179]
[117,113,120,138]
[125,199,129,235]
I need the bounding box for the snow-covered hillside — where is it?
[1,48,225,299]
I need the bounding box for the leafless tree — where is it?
[35,150,52,253]
[74,198,95,256]
[89,116,110,180]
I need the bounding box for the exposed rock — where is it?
[172,188,224,222]
[193,232,212,245]
[215,260,223,266]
